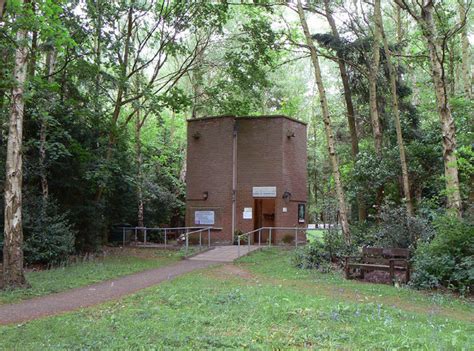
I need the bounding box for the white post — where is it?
[144,228,147,245]
[258,229,261,246]
[164,229,167,248]
[185,233,189,256]
[208,228,211,247]
[269,228,272,247]
[238,236,241,257]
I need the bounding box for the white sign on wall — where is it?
[243,207,253,219]
[252,186,277,198]
[195,211,215,225]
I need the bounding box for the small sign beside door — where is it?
[243,207,252,219]
[252,186,277,197]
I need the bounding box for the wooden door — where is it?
[254,199,275,243]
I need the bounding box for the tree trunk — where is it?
[3,19,29,289]
[0,0,6,19]
[368,0,383,156]
[39,49,57,205]
[447,44,456,97]
[324,0,366,222]
[191,40,205,119]
[420,3,462,216]
[376,1,415,216]
[459,0,472,98]
[135,110,144,229]
[297,0,351,243]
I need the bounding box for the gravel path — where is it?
[0,259,219,325]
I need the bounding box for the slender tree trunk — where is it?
[448,45,456,97]
[0,0,6,20]
[312,115,318,210]
[28,31,37,78]
[94,0,102,110]
[459,0,472,98]
[411,68,420,106]
[396,0,461,217]
[324,0,366,222]
[38,49,56,205]
[376,2,415,216]
[191,40,205,119]
[135,110,144,228]
[395,0,462,215]
[297,0,351,243]
[420,3,462,216]
[368,0,385,217]
[368,0,383,155]
[3,15,29,289]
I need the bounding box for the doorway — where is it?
[254,198,275,243]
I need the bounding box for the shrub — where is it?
[23,198,76,266]
[233,230,247,245]
[410,215,474,294]
[292,241,332,272]
[373,204,434,249]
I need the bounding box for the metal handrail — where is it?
[183,227,213,257]
[237,227,307,257]
[119,226,220,248]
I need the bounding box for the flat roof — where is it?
[187,114,307,126]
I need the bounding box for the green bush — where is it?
[410,215,474,294]
[23,198,76,266]
[292,240,332,272]
[374,205,434,248]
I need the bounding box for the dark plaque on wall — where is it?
[298,204,305,223]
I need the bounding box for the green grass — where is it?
[0,248,181,305]
[0,249,472,350]
[305,229,325,243]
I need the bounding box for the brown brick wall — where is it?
[185,117,234,242]
[186,116,307,244]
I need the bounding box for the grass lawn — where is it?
[0,249,472,349]
[305,229,325,243]
[0,248,181,305]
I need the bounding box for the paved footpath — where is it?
[0,259,218,325]
[189,245,261,262]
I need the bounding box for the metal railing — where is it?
[121,226,211,248]
[183,227,213,257]
[237,227,307,257]
[119,226,222,257]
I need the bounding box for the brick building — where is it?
[185,115,307,244]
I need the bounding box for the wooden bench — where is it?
[344,247,410,284]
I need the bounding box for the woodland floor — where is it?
[0,249,472,349]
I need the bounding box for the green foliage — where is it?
[23,197,76,266]
[410,216,474,294]
[372,204,435,249]
[292,240,332,272]
[292,228,350,272]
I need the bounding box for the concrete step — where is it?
[187,245,261,262]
